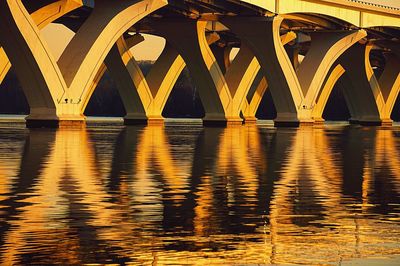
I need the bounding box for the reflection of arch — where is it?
[0,131,33,199]
[268,127,367,264]
[362,129,400,217]
[0,129,150,264]
[189,125,266,237]
[135,125,188,192]
[107,125,196,237]
[374,130,400,194]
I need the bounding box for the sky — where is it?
[42,0,400,61]
[41,24,165,61]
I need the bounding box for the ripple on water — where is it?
[0,123,399,265]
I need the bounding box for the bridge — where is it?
[0,0,399,127]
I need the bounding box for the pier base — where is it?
[357,119,393,127]
[274,119,315,128]
[203,119,243,127]
[26,119,86,129]
[243,117,258,125]
[124,117,165,126]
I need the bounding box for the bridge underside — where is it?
[0,0,399,127]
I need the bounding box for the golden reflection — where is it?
[1,130,78,265]
[1,126,400,265]
[0,134,25,201]
[192,125,265,238]
[268,127,397,265]
[374,129,400,192]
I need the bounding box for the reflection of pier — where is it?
[0,125,399,264]
[268,126,400,264]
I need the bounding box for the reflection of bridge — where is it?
[1,125,400,264]
[0,0,399,127]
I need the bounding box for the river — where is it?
[0,119,399,265]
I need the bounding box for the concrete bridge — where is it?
[0,0,399,127]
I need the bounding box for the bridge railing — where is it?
[348,0,400,10]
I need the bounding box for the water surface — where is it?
[0,122,400,265]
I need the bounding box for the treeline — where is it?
[0,61,399,121]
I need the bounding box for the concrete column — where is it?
[210,44,232,74]
[0,48,11,85]
[152,19,251,126]
[379,55,400,123]
[223,42,260,123]
[104,38,149,124]
[0,0,84,84]
[223,16,366,127]
[58,0,168,122]
[104,36,186,125]
[242,71,268,123]
[0,0,70,127]
[299,30,366,118]
[311,64,346,123]
[340,44,400,126]
[222,16,305,126]
[0,0,167,128]
[241,32,296,123]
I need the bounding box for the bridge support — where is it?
[210,43,232,75]
[153,19,264,127]
[0,0,85,86]
[338,44,400,126]
[0,0,167,128]
[223,16,366,127]
[105,36,186,125]
[311,64,346,123]
[0,48,11,85]
[240,33,296,124]
[241,72,268,124]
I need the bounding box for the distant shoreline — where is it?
[0,115,398,127]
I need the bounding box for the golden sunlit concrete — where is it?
[223,16,366,126]
[153,20,259,126]
[0,0,167,128]
[240,32,297,123]
[105,36,185,125]
[0,0,83,94]
[337,44,400,125]
[0,0,399,127]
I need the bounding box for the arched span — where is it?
[312,64,346,121]
[1,0,168,126]
[313,40,400,124]
[0,0,85,120]
[0,0,84,86]
[80,34,187,123]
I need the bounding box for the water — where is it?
[0,120,400,265]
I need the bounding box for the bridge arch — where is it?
[312,31,400,124]
[0,0,85,121]
[0,0,168,127]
